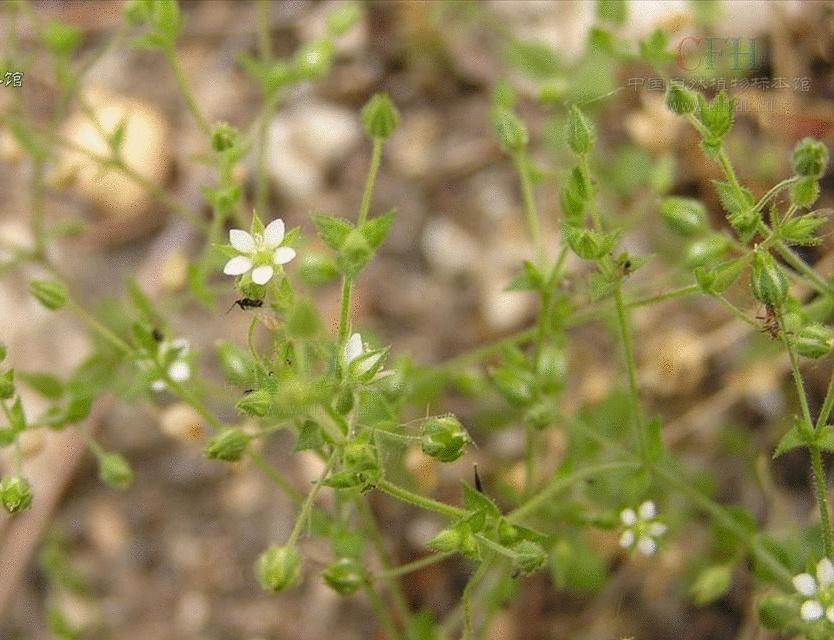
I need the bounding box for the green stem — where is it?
[66,300,133,355]
[613,283,645,458]
[337,276,354,345]
[508,460,640,522]
[364,583,401,640]
[781,314,834,557]
[653,464,794,588]
[462,559,493,640]
[249,451,303,504]
[628,283,699,308]
[513,151,544,265]
[358,137,384,226]
[162,45,211,137]
[815,369,834,431]
[753,177,799,213]
[376,478,466,519]
[287,451,338,546]
[376,552,453,580]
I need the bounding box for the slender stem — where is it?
[287,451,338,546]
[256,0,273,60]
[508,460,640,522]
[376,478,466,519]
[356,498,412,628]
[337,276,353,345]
[513,151,544,265]
[376,552,453,580]
[815,370,834,431]
[613,283,645,458]
[781,314,834,557]
[774,239,830,294]
[163,45,211,137]
[249,451,303,504]
[653,464,794,588]
[66,300,133,355]
[753,177,799,213]
[358,138,384,226]
[628,283,699,308]
[364,583,401,640]
[462,558,492,640]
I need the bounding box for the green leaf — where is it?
[18,372,64,400]
[712,180,758,239]
[779,211,826,246]
[127,278,155,323]
[313,214,354,251]
[461,482,500,519]
[816,425,834,453]
[506,260,545,292]
[773,419,813,457]
[790,177,820,209]
[360,210,396,250]
[294,420,325,452]
[506,40,560,80]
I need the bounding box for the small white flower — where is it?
[223,218,296,285]
[148,338,191,392]
[619,500,666,557]
[344,333,364,367]
[793,558,834,624]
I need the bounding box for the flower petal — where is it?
[638,501,656,520]
[793,573,818,597]
[648,522,668,537]
[818,558,834,587]
[150,379,167,392]
[168,361,191,382]
[224,256,253,276]
[274,246,296,265]
[636,535,656,556]
[344,333,364,366]
[169,338,190,355]
[620,508,637,526]
[263,219,285,248]
[618,530,635,549]
[801,599,824,622]
[230,229,256,253]
[251,265,274,285]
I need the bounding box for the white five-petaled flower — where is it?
[223,218,296,285]
[148,338,191,392]
[619,500,667,556]
[793,558,834,623]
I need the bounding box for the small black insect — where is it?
[152,328,164,342]
[226,298,264,314]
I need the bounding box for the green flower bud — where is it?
[42,21,83,56]
[792,137,829,179]
[361,93,400,140]
[29,279,68,310]
[0,369,14,400]
[344,441,378,472]
[665,83,698,115]
[659,197,707,236]
[512,540,547,575]
[790,176,820,209]
[566,105,594,154]
[211,121,239,152]
[327,2,364,37]
[491,107,528,153]
[204,428,251,462]
[236,389,271,417]
[421,415,470,463]
[294,39,334,80]
[535,345,567,393]
[750,250,788,307]
[124,0,153,25]
[685,234,730,268]
[99,452,134,489]
[757,594,795,631]
[339,229,372,278]
[257,544,302,592]
[563,225,615,261]
[426,527,462,553]
[0,476,33,514]
[795,323,834,359]
[322,558,367,595]
[524,401,556,431]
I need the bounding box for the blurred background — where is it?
[1,1,833,638]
